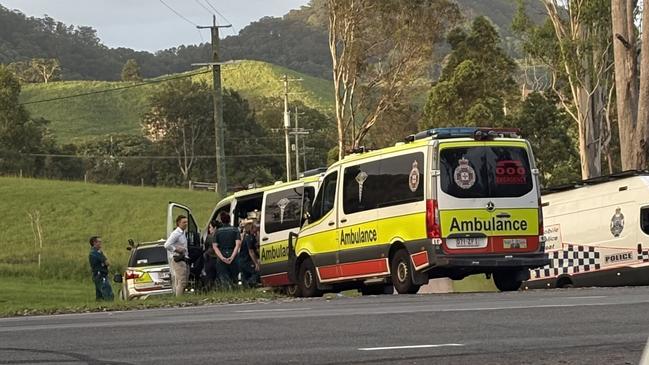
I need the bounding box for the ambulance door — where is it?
[259,182,304,285]
[166,202,201,254]
[337,160,381,279]
[436,142,539,254]
[299,168,340,282]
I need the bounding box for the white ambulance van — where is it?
[287,127,549,296]
[525,171,649,289]
[168,171,322,293]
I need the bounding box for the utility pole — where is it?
[196,16,231,197]
[281,75,303,181]
[283,75,292,182]
[294,106,300,178]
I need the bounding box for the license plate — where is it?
[503,238,527,249]
[447,237,487,249]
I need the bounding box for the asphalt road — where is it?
[1,287,648,365]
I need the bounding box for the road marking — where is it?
[562,296,607,300]
[235,308,311,313]
[358,344,464,351]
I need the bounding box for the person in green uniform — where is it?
[212,212,242,289]
[88,236,114,301]
[239,220,260,287]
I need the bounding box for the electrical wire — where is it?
[203,0,236,35]
[19,69,210,106]
[158,0,199,27]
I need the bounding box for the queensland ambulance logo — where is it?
[355,171,368,202]
[610,207,625,237]
[409,160,420,192]
[277,198,290,224]
[454,158,476,190]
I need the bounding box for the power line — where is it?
[203,0,236,35]
[19,69,210,106]
[194,0,213,15]
[158,0,199,27]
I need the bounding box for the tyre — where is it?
[297,258,320,297]
[360,284,394,296]
[493,271,522,292]
[285,284,302,297]
[390,249,421,294]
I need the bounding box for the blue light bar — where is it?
[405,127,520,142]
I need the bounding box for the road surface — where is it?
[1,287,648,364]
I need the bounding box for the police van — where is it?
[286,127,549,296]
[525,171,649,289]
[168,172,322,293]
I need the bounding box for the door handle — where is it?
[261,237,269,242]
[328,221,335,226]
[496,213,511,219]
[340,218,347,223]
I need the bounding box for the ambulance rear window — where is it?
[440,146,533,198]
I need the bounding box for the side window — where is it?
[641,207,649,235]
[310,172,338,222]
[264,187,305,234]
[377,152,424,208]
[343,161,380,214]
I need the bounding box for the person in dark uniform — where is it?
[88,236,114,301]
[213,212,242,289]
[239,220,260,287]
[202,220,220,290]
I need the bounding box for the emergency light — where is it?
[405,127,521,142]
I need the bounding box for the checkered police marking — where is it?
[639,250,649,263]
[532,244,600,279]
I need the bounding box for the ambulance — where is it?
[286,127,549,296]
[525,171,649,289]
[167,171,322,294]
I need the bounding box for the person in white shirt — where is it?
[164,215,189,296]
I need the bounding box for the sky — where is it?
[0,0,309,52]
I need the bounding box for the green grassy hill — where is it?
[20,60,334,143]
[0,177,217,280]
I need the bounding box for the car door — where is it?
[166,202,201,248]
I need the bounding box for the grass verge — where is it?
[0,277,282,318]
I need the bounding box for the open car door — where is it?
[167,202,201,247]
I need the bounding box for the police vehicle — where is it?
[286,127,549,296]
[525,171,649,289]
[115,240,172,300]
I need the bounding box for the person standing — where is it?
[164,215,189,296]
[202,220,220,290]
[88,236,114,301]
[239,221,260,287]
[213,212,241,289]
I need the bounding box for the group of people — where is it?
[87,211,261,301]
[164,211,261,296]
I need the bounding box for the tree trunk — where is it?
[576,86,602,179]
[634,2,649,170]
[612,0,640,171]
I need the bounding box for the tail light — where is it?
[426,199,441,238]
[538,197,544,236]
[125,270,143,280]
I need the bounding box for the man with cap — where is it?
[88,236,114,301]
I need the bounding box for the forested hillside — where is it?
[0,0,546,81]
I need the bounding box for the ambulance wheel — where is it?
[285,284,301,297]
[391,249,421,294]
[297,258,321,297]
[493,271,522,292]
